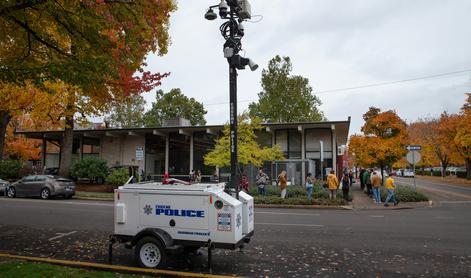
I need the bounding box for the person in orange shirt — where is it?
[278,170,287,199]
[327,170,339,199]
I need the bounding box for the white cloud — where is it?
[142,0,471,134]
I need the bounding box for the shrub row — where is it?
[380,186,429,202]
[0,160,22,179]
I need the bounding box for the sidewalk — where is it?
[351,183,428,210]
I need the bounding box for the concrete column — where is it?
[79,134,84,160]
[301,128,306,181]
[189,133,194,171]
[331,124,337,175]
[41,137,47,171]
[165,135,169,173]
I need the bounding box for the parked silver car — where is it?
[6,175,75,199]
[0,178,9,196]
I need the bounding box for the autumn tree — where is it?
[144,89,207,127]
[249,55,325,123]
[348,107,408,183]
[104,95,146,128]
[407,119,438,169]
[454,93,471,179]
[204,114,284,168]
[1,1,177,176]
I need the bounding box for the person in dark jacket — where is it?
[360,168,365,191]
[341,172,351,202]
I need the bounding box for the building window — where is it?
[169,133,190,176]
[193,131,216,178]
[82,137,100,159]
[254,130,272,147]
[275,129,301,159]
[145,134,166,177]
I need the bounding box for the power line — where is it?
[316,69,471,94]
[203,68,471,106]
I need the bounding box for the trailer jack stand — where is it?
[108,235,116,265]
[207,239,214,274]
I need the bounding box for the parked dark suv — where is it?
[6,175,75,199]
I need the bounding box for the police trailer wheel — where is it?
[40,188,50,199]
[135,237,166,268]
[7,187,15,198]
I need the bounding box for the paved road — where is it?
[1,196,470,277]
[395,176,471,203]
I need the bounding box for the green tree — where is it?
[144,89,207,127]
[204,114,284,168]
[104,95,146,128]
[249,55,325,123]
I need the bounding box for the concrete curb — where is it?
[74,194,352,210]
[254,204,352,210]
[0,253,238,278]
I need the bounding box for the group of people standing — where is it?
[359,168,399,206]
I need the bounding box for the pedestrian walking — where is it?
[278,170,287,199]
[327,170,339,199]
[348,170,354,186]
[255,168,268,196]
[359,168,365,190]
[340,172,351,202]
[384,175,400,207]
[371,171,382,204]
[305,173,314,200]
[364,169,373,196]
[241,173,249,193]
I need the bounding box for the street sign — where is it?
[136,147,144,161]
[406,145,422,151]
[406,151,421,165]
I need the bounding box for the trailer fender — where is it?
[131,228,174,248]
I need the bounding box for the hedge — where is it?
[0,160,22,179]
[249,182,351,205]
[71,157,108,182]
[380,185,429,202]
[106,168,130,186]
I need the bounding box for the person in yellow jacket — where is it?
[327,170,339,199]
[384,175,400,207]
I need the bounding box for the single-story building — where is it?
[18,118,350,185]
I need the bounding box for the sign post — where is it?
[406,146,422,190]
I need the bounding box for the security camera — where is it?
[204,8,217,20]
[219,0,228,17]
[248,59,258,71]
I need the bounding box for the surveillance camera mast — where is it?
[205,0,258,199]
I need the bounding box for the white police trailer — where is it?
[109,182,254,270]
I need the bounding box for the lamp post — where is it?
[205,0,258,199]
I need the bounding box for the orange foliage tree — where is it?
[348,107,408,183]
[1,1,177,176]
[407,119,439,169]
[454,93,471,179]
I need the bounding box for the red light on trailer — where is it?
[210,195,213,204]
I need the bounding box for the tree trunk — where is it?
[58,115,74,177]
[0,111,12,160]
[467,158,471,181]
[441,161,448,179]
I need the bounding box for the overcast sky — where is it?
[141,0,471,136]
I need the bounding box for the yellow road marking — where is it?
[0,253,240,278]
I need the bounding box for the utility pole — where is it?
[205,0,258,199]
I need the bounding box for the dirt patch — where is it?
[75,183,117,193]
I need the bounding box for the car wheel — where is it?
[135,236,166,268]
[96,177,104,185]
[40,188,50,200]
[7,187,16,198]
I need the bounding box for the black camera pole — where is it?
[228,6,239,199]
[205,0,255,199]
